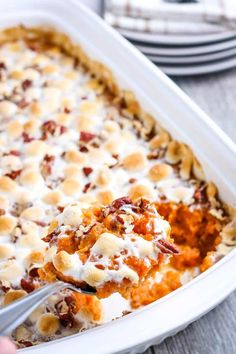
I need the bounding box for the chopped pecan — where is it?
[41,120,57,136]
[22,79,32,91]
[79,145,89,153]
[20,278,35,293]
[41,120,67,139]
[28,268,39,278]
[83,182,92,193]
[116,215,125,224]
[18,98,30,109]
[5,169,22,180]
[103,206,116,217]
[42,229,60,244]
[129,178,137,184]
[60,125,68,134]
[103,197,133,217]
[80,131,96,143]
[64,107,71,114]
[112,154,119,160]
[57,206,65,213]
[91,142,99,148]
[73,57,79,69]
[194,184,208,204]
[108,154,119,169]
[0,62,6,70]
[0,281,10,293]
[9,150,21,156]
[58,313,74,328]
[22,132,34,143]
[0,209,6,216]
[65,295,77,314]
[41,154,55,177]
[83,167,93,177]
[34,221,47,227]
[135,198,150,210]
[111,197,132,209]
[17,340,33,348]
[155,239,179,255]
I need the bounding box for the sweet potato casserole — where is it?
[0,26,235,348]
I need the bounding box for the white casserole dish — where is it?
[0,1,235,353]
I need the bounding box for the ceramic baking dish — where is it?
[0,0,235,353]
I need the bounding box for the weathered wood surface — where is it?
[146,69,236,354]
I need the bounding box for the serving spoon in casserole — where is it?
[0,197,178,336]
[0,281,96,336]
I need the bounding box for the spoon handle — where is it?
[0,282,65,336]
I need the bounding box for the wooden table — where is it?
[146,69,236,354]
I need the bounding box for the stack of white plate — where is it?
[85,0,236,76]
[118,28,236,76]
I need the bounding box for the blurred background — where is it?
[84,0,236,142]
[90,0,236,76]
[83,1,235,353]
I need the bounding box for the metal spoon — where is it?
[0,281,96,336]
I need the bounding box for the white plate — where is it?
[135,38,236,56]
[151,56,236,76]
[146,46,236,65]
[0,1,235,353]
[118,28,236,46]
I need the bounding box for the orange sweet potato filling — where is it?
[130,270,181,309]
[72,292,102,322]
[129,202,223,309]
[40,201,223,311]
[156,203,222,261]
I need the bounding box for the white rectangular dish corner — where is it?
[0,1,235,353]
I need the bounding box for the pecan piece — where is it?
[5,169,22,180]
[83,182,92,193]
[83,167,93,177]
[22,132,34,143]
[194,185,208,204]
[64,107,71,114]
[0,209,5,216]
[155,239,179,255]
[80,131,96,143]
[9,150,21,156]
[41,154,55,177]
[79,145,89,153]
[111,196,132,209]
[60,125,68,134]
[0,62,6,70]
[129,178,137,184]
[41,120,67,139]
[18,98,29,109]
[58,313,74,328]
[22,79,32,91]
[65,295,77,314]
[20,278,35,293]
[42,120,57,136]
[18,340,33,348]
[28,268,39,278]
